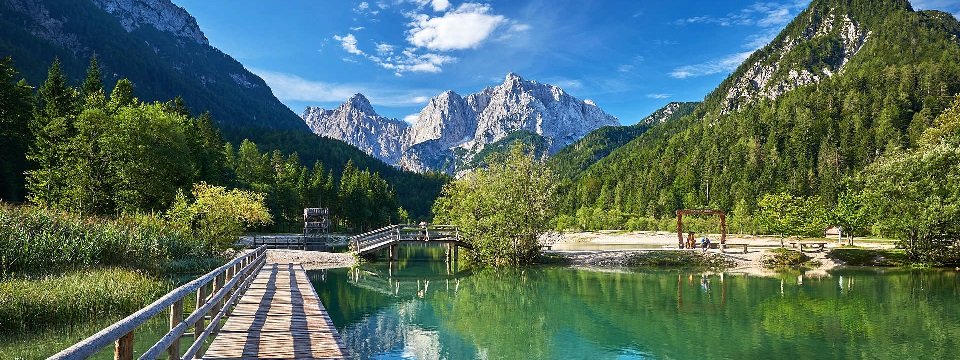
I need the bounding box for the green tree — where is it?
[168,182,272,252]
[833,189,871,245]
[856,97,960,264]
[0,57,34,201]
[756,193,826,246]
[433,144,560,266]
[26,58,78,206]
[81,55,103,99]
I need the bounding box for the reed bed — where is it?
[0,268,166,331]
[0,204,213,276]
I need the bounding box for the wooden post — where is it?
[720,213,727,245]
[168,299,183,360]
[676,212,684,249]
[195,284,208,342]
[115,331,134,360]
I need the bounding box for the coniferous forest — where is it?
[0,56,428,233]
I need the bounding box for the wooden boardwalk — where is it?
[203,263,349,360]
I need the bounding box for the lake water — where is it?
[310,248,960,360]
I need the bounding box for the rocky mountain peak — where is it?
[90,0,208,45]
[344,93,374,112]
[713,1,876,114]
[302,75,618,174]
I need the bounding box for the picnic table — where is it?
[789,241,827,252]
[722,243,749,253]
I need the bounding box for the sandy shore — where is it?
[264,249,356,270]
[550,231,893,276]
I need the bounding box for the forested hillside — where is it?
[561,0,960,220]
[0,57,440,231]
[0,0,445,217]
[549,102,698,179]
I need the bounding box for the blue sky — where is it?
[173,0,960,125]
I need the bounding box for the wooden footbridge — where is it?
[51,246,349,360]
[350,224,471,261]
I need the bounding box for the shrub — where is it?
[760,248,811,268]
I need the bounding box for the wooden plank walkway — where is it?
[203,263,349,359]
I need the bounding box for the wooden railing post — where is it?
[195,284,208,342]
[115,331,134,360]
[167,299,183,360]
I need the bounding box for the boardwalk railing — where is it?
[350,224,466,255]
[50,246,268,360]
[351,225,402,253]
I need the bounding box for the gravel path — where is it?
[264,249,355,270]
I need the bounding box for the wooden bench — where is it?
[789,242,827,252]
[722,243,749,253]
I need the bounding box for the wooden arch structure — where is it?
[676,209,727,249]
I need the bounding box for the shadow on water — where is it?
[309,247,960,360]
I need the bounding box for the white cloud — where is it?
[375,42,395,55]
[407,3,507,51]
[647,93,672,99]
[410,0,451,12]
[618,64,634,73]
[374,50,457,74]
[430,0,450,12]
[251,68,433,106]
[675,1,807,28]
[670,51,753,79]
[333,33,363,55]
[403,113,420,123]
[350,26,366,31]
[354,1,380,15]
[549,78,583,89]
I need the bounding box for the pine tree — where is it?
[27,58,78,206]
[82,55,103,97]
[109,78,135,109]
[0,57,34,201]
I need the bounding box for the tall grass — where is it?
[0,268,166,331]
[0,204,214,276]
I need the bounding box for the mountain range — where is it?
[301,73,619,174]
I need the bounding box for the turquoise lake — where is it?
[309,249,960,360]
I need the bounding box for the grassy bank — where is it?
[0,204,229,333]
[0,268,167,332]
[0,204,219,276]
[828,248,911,267]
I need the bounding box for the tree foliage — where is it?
[167,182,272,252]
[0,57,33,202]
[9,58,408,234]
[433,144,559,266]
[855,97,960,264]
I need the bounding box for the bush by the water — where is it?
[624,251,735,269]
[760,248,811,268]
[0,268,166,331]
[433,144,559,266]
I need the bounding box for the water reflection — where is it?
[311,248,960,360]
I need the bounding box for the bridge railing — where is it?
[351,225,402,252]
[397,226,460,241]
[351,225,464,253]
[50,246,268,360]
